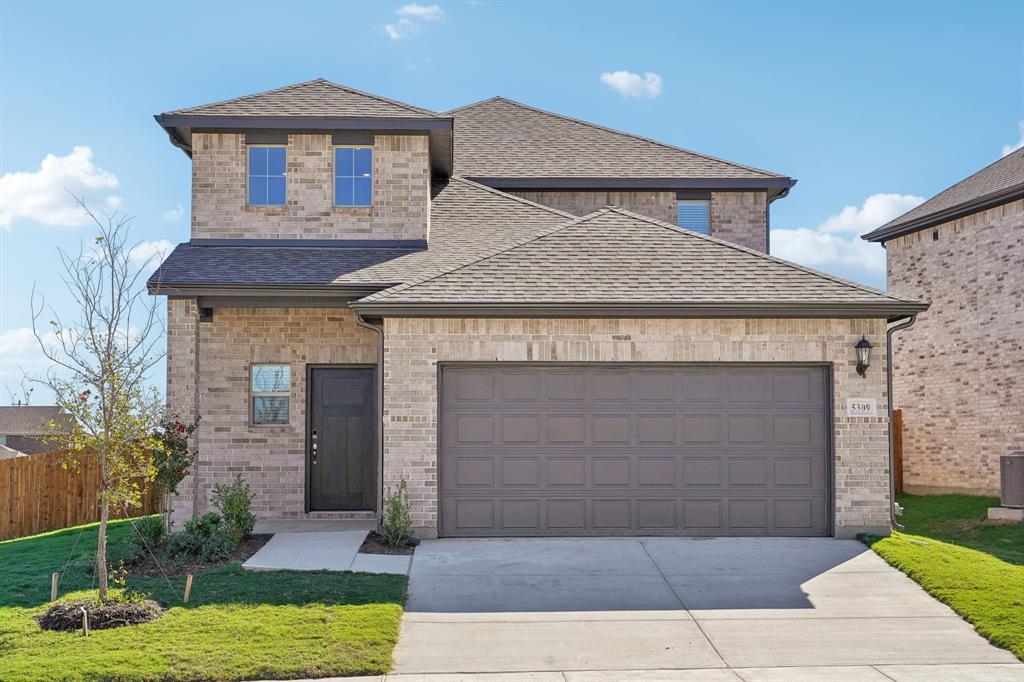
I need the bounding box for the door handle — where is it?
[311,430,318,465]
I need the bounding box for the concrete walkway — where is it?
[391,537,1021,681]
[241,530,411,575]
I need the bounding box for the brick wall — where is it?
[711,191,767,252]
[191,132,430,241]
[165,305,378,522]
[886,198,1024,494]
[383,317,891,538]
[508,190,769,252]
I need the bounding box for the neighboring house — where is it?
[863,149,1024,495]
[0,406,65,456]
[150,79,926,539]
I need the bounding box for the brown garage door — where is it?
[439,364,830,537]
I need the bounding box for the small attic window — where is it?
[335,146,373,207]
[247,146,286,206]
[677,199,710,235]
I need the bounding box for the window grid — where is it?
[250,364,291,425]
[677,199,711,235]
[247,145,287,206]
[334,146,373,207]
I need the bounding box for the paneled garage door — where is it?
[439,364,830,537]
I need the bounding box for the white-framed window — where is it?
[677,199,711,235]
[250,364,291,425]
[247,145,287,206]
[334,146,373,207]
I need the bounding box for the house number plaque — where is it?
[847,398,878,417]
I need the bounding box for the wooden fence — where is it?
[0,450,160,541]
[892,408,904,495]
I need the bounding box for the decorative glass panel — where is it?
[252,365,290,392]
[334,146,373,206]
[677,199,711,235]
[247,146,286,206]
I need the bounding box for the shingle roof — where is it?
[446,97,787,181]
[0,406,68,435]
[864,148,1024,242]
[163,79,440,119]
[358,207,924,315]
[148,178,573,293]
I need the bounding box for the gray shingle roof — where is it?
[149,178,573,293]
[864,148,1024,241]
[163,79,439,119]
[446,97,787,180]
[0,406,68,435]
[358,207,924,314]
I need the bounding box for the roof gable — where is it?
[446,97,789,183]
[163,79,439,119]
[864,148,1024,241]
[0,406,68,435]
[358,206,925,317]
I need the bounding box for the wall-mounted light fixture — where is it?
[855,336,873,377]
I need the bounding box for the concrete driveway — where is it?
[392,537,1021,681]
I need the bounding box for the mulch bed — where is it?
[359,531,416,555]
[127,534,273,578]
[37,598,165,632]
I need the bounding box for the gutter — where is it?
[886,314,918,531]
[354,313,385,525]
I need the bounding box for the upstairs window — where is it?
[677,199,711,235]
[334,146,373,207]
[251,364,290,425]
[247,146,287,206]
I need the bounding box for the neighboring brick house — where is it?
[864,150,1024,495]
[151,79,926,538]
[0,406,67,456]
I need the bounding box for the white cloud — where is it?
[817,193,925,234]
[104,196,123,210]
[1001,120,1024,157]
[0,146,120,228]
[128,239,174,269]
[600,70,663,99]
[385,3,443,40]
[770,192,926,288]
[162,202,184,222]
[0,327,60,385]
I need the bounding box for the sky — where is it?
[1,0,1022,404]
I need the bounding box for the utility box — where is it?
[989,452,1024,522]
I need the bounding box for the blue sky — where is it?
[1,0,1022,403]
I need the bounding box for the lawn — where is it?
[862,494,1024,661]
[0,518,407,682]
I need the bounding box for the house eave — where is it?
[467,176,797,197]
[148,282,392,299]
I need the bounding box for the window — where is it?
[251,364,290,425]
[677,199,711,235]
[247,146,286,206]
[334,146,373,207]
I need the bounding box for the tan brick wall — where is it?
[711,191,767,252]
[191,132,430,241]
[508,190,768,252]
[166,306,378,521]
[508,190,677,224]
[382,317,891,538]
[886,198,1024,494]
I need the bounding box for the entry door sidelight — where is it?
[308,367,376,511]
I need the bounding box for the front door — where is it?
[308,366,376,511]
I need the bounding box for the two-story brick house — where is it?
[863,149,1023,495]
[151,79,926,539]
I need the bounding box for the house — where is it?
[150,79,926,539]
[0,406,65,456]
[863,149,1023,495]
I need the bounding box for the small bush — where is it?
[166,512,234,562]
[212,475,256,544]
[381,479,413,548]
[124,516,166,560]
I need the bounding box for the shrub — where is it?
[121,516,166,563]
[212,475,256,544]
[381,479,413,547]
[166,512,234,563]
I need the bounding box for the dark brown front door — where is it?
[308,367,376,511]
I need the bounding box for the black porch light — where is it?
[855,336,873,377]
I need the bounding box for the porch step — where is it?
[255,513,377,535]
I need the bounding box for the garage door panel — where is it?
[440,365,829,537]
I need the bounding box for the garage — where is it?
[439,364,830,537]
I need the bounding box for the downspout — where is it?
[354,311,385,524]
[886,314,917,531]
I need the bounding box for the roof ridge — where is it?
[442,95,505,116]
[447,96,786,179]
[449,176,577,219]
[166,78,439,117]
[601,205,914,303]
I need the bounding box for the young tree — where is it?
[31,197,165,600]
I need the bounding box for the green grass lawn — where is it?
[862,494,1024,661]
[0,518,407,681]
